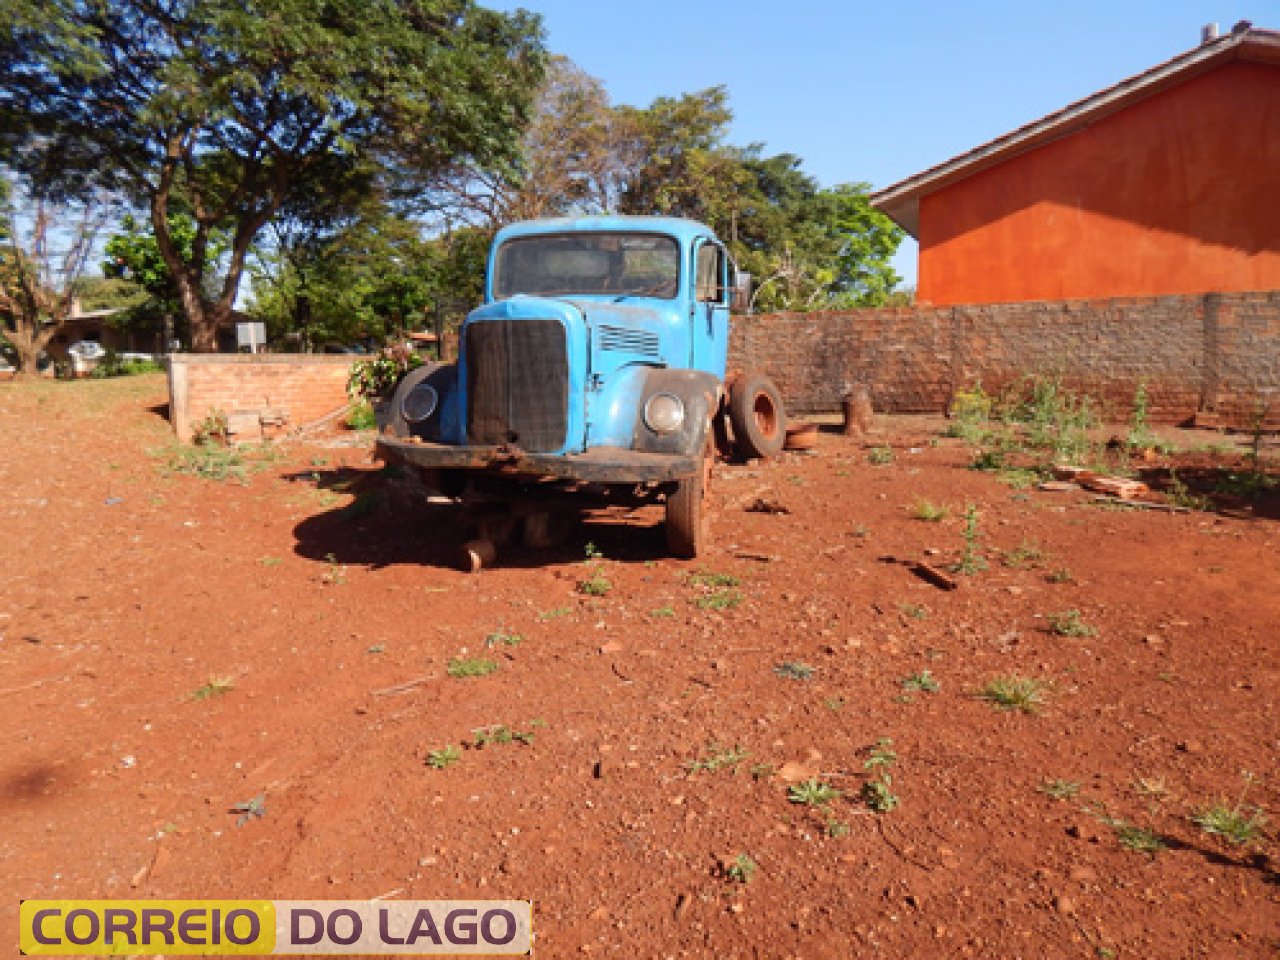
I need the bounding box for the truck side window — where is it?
[696,243,723,302]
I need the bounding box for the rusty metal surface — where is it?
[375,437,700,483]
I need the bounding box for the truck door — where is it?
[691,239,729,377]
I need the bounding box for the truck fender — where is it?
[631,368,722,458]
[384,362,458,443]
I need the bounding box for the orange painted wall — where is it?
[917,61,1280,305]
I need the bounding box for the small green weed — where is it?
[1047,567,1075,584]
[686,743,749,774]
[577,542,612,596]
[788,779,842,807]
[425,745,462,769]
[860,738,900,813]
[900,670,940,694]
[1039,778,1081,800]
[1002,541,1045,569]
[484,629,522,648]
[723,853,758,884]
[230,794,266,827]
[867,446,895,466]
[899,603,929,620]
[346,400,378,431]
[1106,817,1167,855]
[192,676,235,700]
[861,779,900,813]
[1212,471,1277,499]
[472,724,536,748]
[539,607,572,620]
[823,697,846,711]
[1172,471,1208,514]
[911,499,948,522]
[695,589,743,611]
[1193,772,1267,846]
[998,467,1045,489]
[446,657,499,679]
[978,676,1049,714]
[320,552,347,586]
[952,503,987,575]
[1047,609,1096,637]
[650,605,675,618]
[689,570,740,589]
[774,661,815,681]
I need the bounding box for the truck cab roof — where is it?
[492,215,718,247]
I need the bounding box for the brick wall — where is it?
[167,290,1280,442]
[168,354,355,443]
[729,290,1280,429]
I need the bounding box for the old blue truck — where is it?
[375,215,786,561]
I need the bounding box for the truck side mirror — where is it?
[732,271,752,312]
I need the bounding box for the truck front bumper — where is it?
[375,436,700,484]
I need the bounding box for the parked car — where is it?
[67,340,107,360]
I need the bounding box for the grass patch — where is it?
[1047,609,1096,637]
[472,724,537,748]
[977,675,1049,714]
[425,745,461,770]
[1193,773,1267,846]
[1039,778,1081,800]
[900,670,940,694]
[694,589,743,611]
[484,629,522,648]
[910,499,948,522]
[774,661,815,681]
[721,853,758,884]
[686,743,749,775]
[192,676,235,700]
[345,400,378,431]
[867,446,895,466]
[1002,541,1045,569]
[446,656,499,679]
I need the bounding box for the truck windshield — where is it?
[493,233,680,299]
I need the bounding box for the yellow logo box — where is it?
[21,901,275,955]
[20,900,532,956]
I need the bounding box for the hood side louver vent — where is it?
[598,325,660,359]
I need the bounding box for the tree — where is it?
[0,179,106,375]
[103,212,229,347]
[1,0,545,350]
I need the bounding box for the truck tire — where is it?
[665,437,712,559]
[729,373,786,460]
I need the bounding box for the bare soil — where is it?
[2,375,1278,959]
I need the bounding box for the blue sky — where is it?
[491,1,1269,286]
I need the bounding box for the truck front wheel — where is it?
[665,437,712,559]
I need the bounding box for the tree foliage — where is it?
[436,65,904,313]
[0,0,545,350]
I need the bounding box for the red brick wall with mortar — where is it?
[729,290,1280,430]
[168,354,355,443]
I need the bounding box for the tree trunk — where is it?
[13,338,42,378]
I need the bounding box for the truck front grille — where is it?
[466,318,568,452]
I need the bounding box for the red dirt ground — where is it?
[2,374,1277,959]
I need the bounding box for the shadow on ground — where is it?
[287,467,675,572]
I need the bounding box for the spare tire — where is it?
[728,373,786,460]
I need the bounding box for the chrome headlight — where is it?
[401,382,439,423]
[643,392,685,434]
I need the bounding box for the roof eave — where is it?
[871,29,1280,239]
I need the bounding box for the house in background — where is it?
[873,24,1280,306]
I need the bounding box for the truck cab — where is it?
[375,215,785,561]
